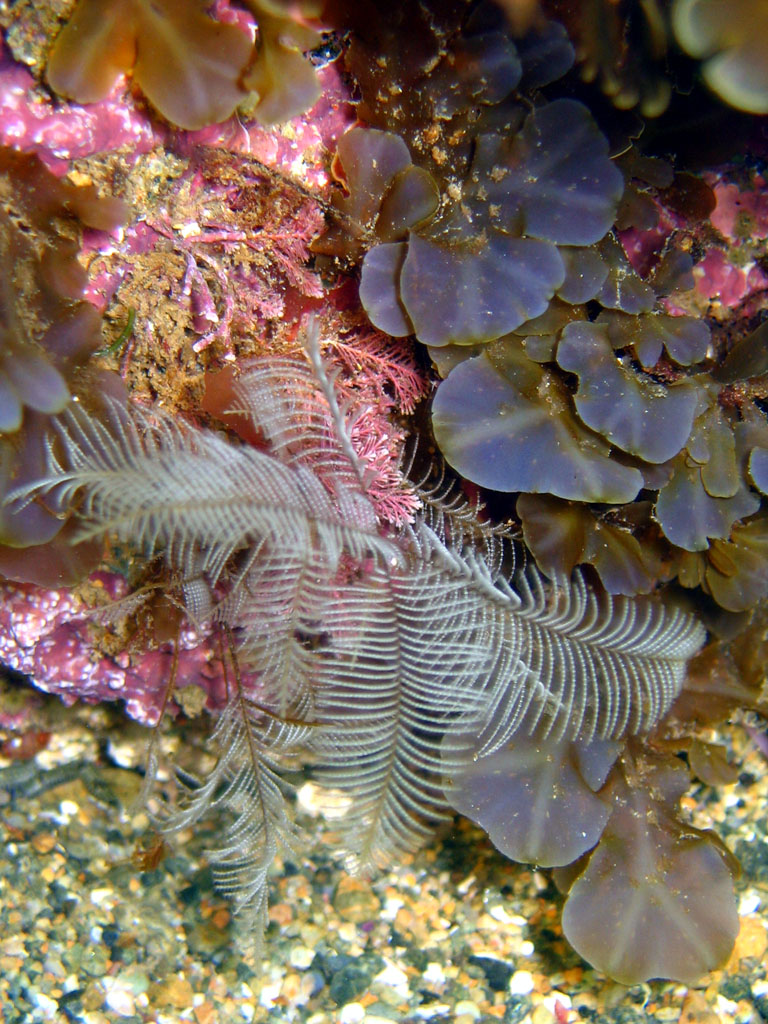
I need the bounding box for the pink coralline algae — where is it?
[619,165,768,326]
[119,187,325,358]
[710,176,768,241]
[619,205,682,281]
[0,27,350,179]
[694,247,768,311]
[694,173,768,316]
[0,578,234,726]
[0,40,158,175]
[182,62,353,189]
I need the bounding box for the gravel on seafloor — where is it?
[0,687,767,1024]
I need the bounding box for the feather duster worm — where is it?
[9,327,705,960]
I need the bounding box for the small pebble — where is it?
[289,945,316,969]
[488,904,516,923]
[153,976,194,1010]
[31,833,57,854]
[454,1000,481,1020]
[374,961,410,998]
[739,891,761,915]
[543,992,572,1013]
[104,984,136,1017]
[531,1005,556,1024]
[32,992,59,1020]
[509,970,535,995]
[339,1001,366,1024]
[422,963,446,987]
[334,875,381,923]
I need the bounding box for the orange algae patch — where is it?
[46,0,326,130]
[47,0,254,129]
[241,0,322,124]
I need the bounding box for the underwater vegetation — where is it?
[0,147,126,583]
[0,0,767,996]
[671,0,768,115]
[547,0,768,118]
[308,0,768,984]
[321,0,768,620]
[548,0,674,116]
[45,0,323,129]
[8,328,709,983]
